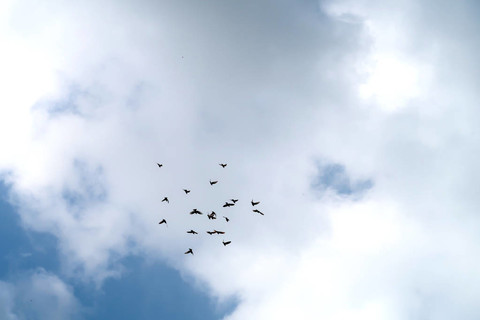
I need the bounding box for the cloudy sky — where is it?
[1,0,480,318]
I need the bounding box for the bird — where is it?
[187,230,198,234]
[223,202,234,207]
[162,197,169,203]
[251,200,260,206]
[157,163,163,168]
[231,199,238,203]
[190,208,203,215]
[214,230,225,234]
[223,216,230,222]
[219,163,227,168]
[158,219,167,225]
[222,240,231,246]
[207,231,215,235]
[207,211,217,220]
[210,180,218,185]
[183,189,191,194]
[184,248,194,255]
[253,209,264,215]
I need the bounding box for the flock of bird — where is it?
[156,162,264,255]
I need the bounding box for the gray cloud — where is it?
[2,0,480,318]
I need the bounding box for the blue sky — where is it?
[2,0,480,319]
[0,181,236,319]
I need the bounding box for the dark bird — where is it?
[253,209,264,215]
[223,202,234,207]
[251,200,260,206]
[210,180,218,185]
[214,230,225,235]
[190,208,203,215]
[207,211,217,220]
[183,189,191,194]
[231,199,238,203]
[223,216,230,222]
[184,248,194,255]
[222,240,231,246]
[187,230,198,234]
[157,163,163,168]
[219,163,227,168]
[207,231,215,235]
[162,197,169,203]
[158,219,167,225]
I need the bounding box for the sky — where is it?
[1,0,480,319]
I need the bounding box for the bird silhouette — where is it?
[158,219,167,225]
[184,248,194,255]
[162,197,169,203]
[214,230,225,234]
[207,211,217,220]
[231,199,238,203]
[157,163,163,168]
[190,208,203,215]
[222,240,231,246]
[253,209,264,215]
[223,202,234,207]
[183,189,191,194]
[219,163,227,168]
[251,200,260,206]
[223,216,230,222]
[207,231,215,235]
[187,230,198,234]
[210,180,218,185]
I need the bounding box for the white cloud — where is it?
[2,0,480,319]
[0,269,82,320]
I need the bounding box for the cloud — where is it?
[0,269,82,320]
[2,0,480,319]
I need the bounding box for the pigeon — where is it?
[253,209,264,215]
[162,197,169,203]
[219,163,227,168]
[210,180,218,185]
[183,189,191,194]
[157,163,163,168]
[222,240,231,246]
[187,230,198,234]
[207,212,217,220]
[231,199,238,203]
[223,202,234,208]
[190,208,203,215]
[251,200,260,206]
[158,219,167,225]
[214,230,225,235]
[223,216,230,222]
[184,248,194,255]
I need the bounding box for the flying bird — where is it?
[162,197,169,203]
[223,216,229,222]
[231,199,238,203]
[157,163,163,168]
[207,231,215,235]
[219,163,227,168]
[214,230,225,235]
[223,202,234,207]
[190,208,203,215]
[184,248,194,255]
[183,189,191,194]
[158,219,167,225]
[187,230,198,234]
[222,240,231,246]
[251,200,260,206]
[210,180,218,185]
[253,209,264,215]
[207,212,217,220]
